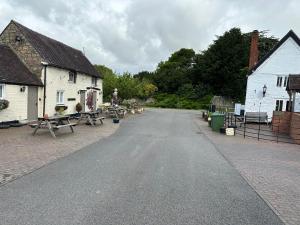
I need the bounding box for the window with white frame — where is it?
[92,77,97,86]
[283,76,288,87]
[275,100,283,111]
[276,76,282,87]
[56,90,64,104]
[0,84,4,99]
[68,71,76,83]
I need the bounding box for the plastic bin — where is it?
[211,113,225,132]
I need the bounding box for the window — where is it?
[276,76,282,87]
[283,76,288,87]
[56,90,64,104]
[0,84,4,99]
[92,77,97,86]
[68,71,76,83]
[275,100,283,111]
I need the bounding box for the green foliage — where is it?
[134,28,278,103]
[96,27,279,109]
[147,93,212,110]
[94,65,157,102]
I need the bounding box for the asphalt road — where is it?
[0,109,283,225]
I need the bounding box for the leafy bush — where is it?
[147,93,212,110]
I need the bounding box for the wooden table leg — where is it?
[47,121,56,138]
[68,118,74,133]
[88,115,95,126]
[32,121,41,136]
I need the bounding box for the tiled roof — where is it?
[12,21,102,78]
[0,44,43,86]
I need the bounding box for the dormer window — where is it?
[68,71,76,83]
[92,77,97,87]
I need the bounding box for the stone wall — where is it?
[0,22,43,78]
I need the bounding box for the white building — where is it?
[245,30,300,119]
[0,20,103,123]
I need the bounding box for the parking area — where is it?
[0,119,120,185]
[196,117,300,225]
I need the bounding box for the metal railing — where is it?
[225,113,300,144]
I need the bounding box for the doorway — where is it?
[27,86,38,121]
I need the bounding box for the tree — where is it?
[152,48,195,93]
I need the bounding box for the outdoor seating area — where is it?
[28,111,106,138]
[31,115,76,138]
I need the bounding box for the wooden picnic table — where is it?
[32,115,76,138]
[107,107,126,118]
[78,111,105,126]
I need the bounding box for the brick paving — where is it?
[196,117,300,225]
[0,119,120,185]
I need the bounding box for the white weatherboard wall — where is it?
[245,37,300,119]
[0,84,28,122]
[41,67,103,116]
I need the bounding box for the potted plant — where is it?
[0,100,10,129]
[75,103,83,116]
[55,105,68,115]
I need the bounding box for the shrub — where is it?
[75,103,83,113]
[147,93,212,110]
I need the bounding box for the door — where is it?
[92,91,97,110]
[80,90,86,112]
[27,86,38,121]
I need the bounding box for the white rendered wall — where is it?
[0,84,28,122]
[41,66,103,117]
[245,37,300,118]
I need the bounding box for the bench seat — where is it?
[52,123,77,129]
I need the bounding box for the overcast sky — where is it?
[1,0,300,74]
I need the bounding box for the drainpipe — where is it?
[41,62,48,116]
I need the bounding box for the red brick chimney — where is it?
[249,30,259,69]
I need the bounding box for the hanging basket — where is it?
[0,99,9,111]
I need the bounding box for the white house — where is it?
[245,30,300,119]
[0,20,103,123]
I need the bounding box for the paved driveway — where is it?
[0,109,283,225]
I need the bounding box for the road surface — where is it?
[0,109,283,225]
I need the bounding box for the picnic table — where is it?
[31,115,76,138]
[78,111,105,126]
[107,107,126,118]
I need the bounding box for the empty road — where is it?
[0,109,283,225]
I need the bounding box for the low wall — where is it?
[272,111,300,144]
[272,111,292,134]
[290,113,300,144]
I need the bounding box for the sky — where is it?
[1,0,300,74]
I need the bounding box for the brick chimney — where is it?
[249,30,259,69]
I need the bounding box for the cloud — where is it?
[1,0,300,73]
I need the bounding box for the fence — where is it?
[225,112,300,144]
